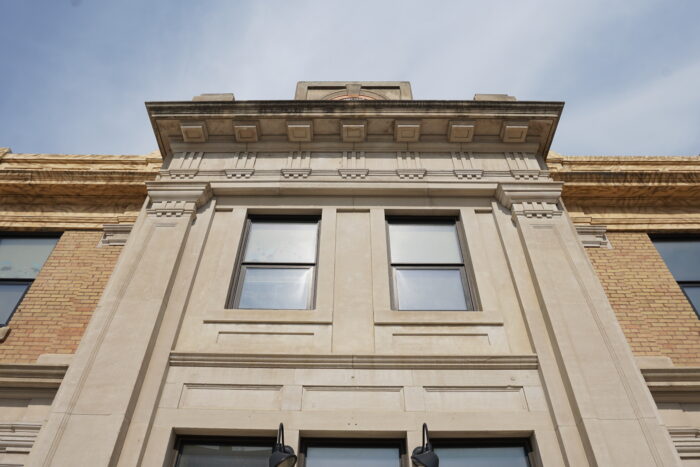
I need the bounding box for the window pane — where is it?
[177,443,270,467]
[0,237,58,279]
[238,267,312,309]
[653,240,700,282]
[388,222,462,264]
[305,447,400,467]
[395,268,469,310]
[244,221,318,263]
[0,282,30,325]
[434,446,530,467]
[682,285,700,317]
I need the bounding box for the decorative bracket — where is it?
[145,182,212,219]
[576,225,611,248]
[496,182,564,221]
[101,224,133,246]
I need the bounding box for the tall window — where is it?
[432,439,532,467]
[652,237,700,318]
[0,235,59,326]
[387,218,474,311]
[174,437,273,467]
[229,217,320,310]
[300,439,404,467]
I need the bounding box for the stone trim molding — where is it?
[0,423,42,455]
[668,428,700,460]
[145,181,212,218]
[169,353,539,370]
[0,364,68,389]
[575,225,611,248]
[642,367,700,402]
[100,224,133,246]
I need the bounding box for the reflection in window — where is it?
[175,439,272,467]
[652,237,700,317]
[302,440,403,467]
[387,219,473,311]
[230,218,319,310]
[0,236,59,326]
[433,440,532,467]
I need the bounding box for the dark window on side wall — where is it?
[0,235,59,326]
[387,218,475,311]
[432,439,533,467]
[228,217,320,310]
[174,437,274,467]
[299,438,404,467]
[652,236,700,318]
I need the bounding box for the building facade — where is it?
[0,82,698,466]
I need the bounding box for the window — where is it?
[432,439,532,467]
[387,218,474,310]
[0,235,59,326]
[300,439,404,467]
[174,437,273,467]
[229,217,320,310]
[652,237,700,318]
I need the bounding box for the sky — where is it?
[1,0,699,156]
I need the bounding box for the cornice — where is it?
[641,367,700,402]
[147,99,563,163]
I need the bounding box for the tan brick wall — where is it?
[0,231,121,363]
[587,232,700,366]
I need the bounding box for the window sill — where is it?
[203,308,332,325]
[374,308,504,326]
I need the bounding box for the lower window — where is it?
[174,437,273,467]
[432,439,532,467]
[300,439,404,467]
[0,280,31,326]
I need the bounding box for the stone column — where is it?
[27,182,212,467]
[497,183,680,467]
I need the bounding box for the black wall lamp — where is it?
[411,423,439,467]
[269,423,297,467]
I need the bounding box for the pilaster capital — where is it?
[496,182,564,220]
[145,181,212,218]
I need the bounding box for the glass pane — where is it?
[0,237,58,279]
[306,446,400,467]
[244,221,318,263]
[653,240,700,282]
[435,446,530,467]
[388,222,462,264]
[682,285,700,317]
[395,268,469,310]
[238,267,312,309]
[0,282,30,325]
[177,442,270,467]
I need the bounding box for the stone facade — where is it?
[1,84,699,466]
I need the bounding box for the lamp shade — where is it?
[411,423,439,467]
[269,423,297,467]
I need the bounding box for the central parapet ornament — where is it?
[496,182,563,221]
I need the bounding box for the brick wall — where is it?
[0,231,121,363]
[587,232,700,366]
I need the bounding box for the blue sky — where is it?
[1,0,699,156]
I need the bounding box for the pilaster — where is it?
[27,183,211,467]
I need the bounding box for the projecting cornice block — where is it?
[341,120,367,143]
[501,121,529,143]
[233,122,259,143]
[287,121,313,142]
[448,121,475,143]
[394,121,421,143]
[180,122,208,143]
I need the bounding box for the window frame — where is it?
[385,216,477,311]
[172,435,276,467]
[298,437,406,467]
[651,234,700,319]
[0,232,60,327]
[227,215,321,310]
[430,438,534,466]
